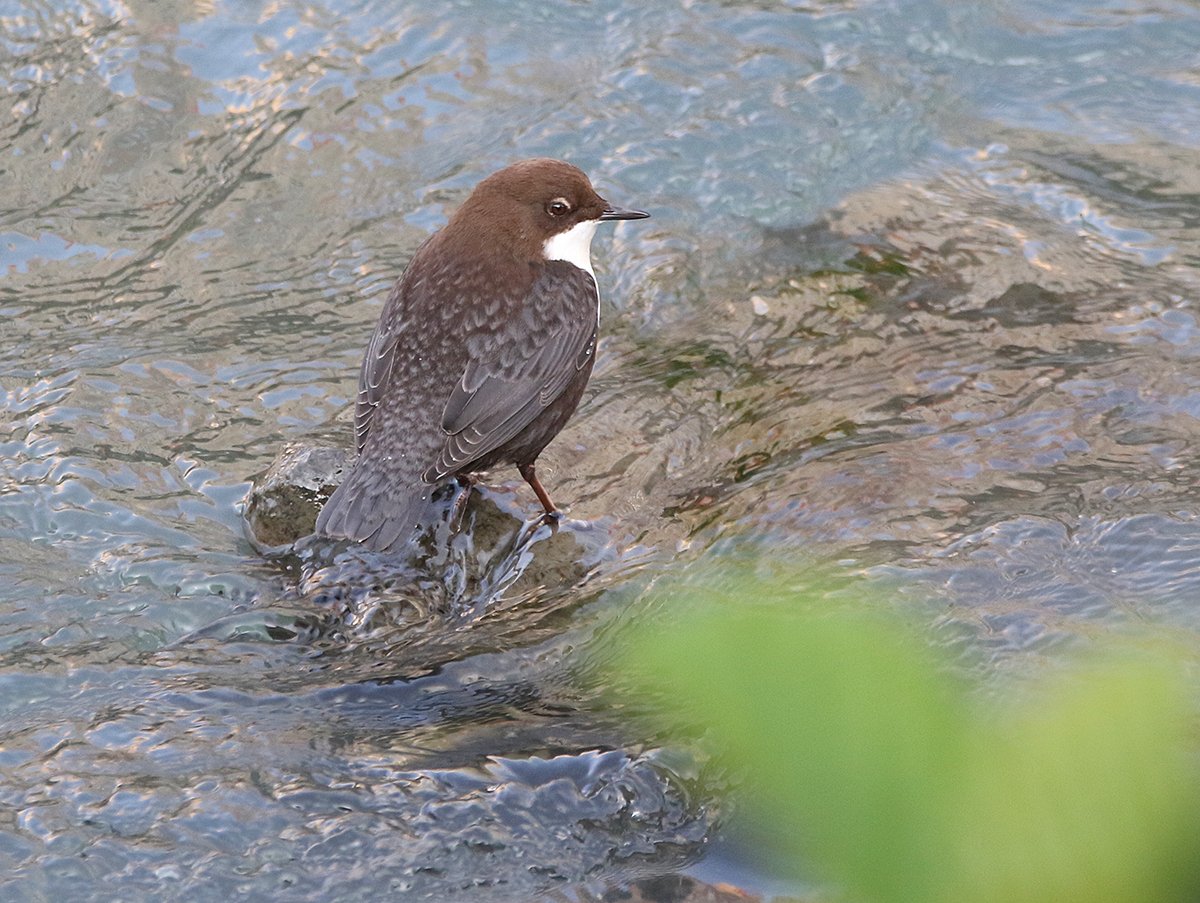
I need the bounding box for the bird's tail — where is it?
[315,461,439,553]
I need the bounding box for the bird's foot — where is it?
[517,462,560,517]
[449,476,476,531]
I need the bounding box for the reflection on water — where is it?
[3,0,1200,898]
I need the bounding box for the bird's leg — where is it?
[517,463,560,518]
[450,474,477,530]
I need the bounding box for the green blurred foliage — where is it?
[619,566,1200,903]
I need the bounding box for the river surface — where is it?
[3,0,1200,900]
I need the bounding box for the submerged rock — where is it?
[244,443,355,549]
[244,443,612,599]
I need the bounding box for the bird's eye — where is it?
[546,198,571,217]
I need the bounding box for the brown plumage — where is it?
[316,159,648,551]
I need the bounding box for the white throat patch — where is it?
[542,219,599,278]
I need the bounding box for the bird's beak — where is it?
[599,204,650,221]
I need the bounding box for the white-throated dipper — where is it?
[316,158,649,551]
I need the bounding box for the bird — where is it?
[315,158,649,552]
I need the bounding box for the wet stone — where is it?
[244,443,355,549]
[244,443,604,614]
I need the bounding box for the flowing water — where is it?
[3,0,1200,899]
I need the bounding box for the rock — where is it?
[243,443,615,613]
[244,443,355,548]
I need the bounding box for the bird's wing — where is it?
[425,261,598,481]
[318,257,437,550]
[317,261,596,552]
[353,281,408,455]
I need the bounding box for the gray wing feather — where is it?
[425,266,597,481]
[354,289,405,455]
[318,260,596,552]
